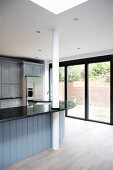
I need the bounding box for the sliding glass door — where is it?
[88,61,110,123]
[49,56,112,124]
[67,65,85,118]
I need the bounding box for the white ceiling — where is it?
[0,0,113,60]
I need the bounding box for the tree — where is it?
[59,62,110,82]
[89,62,110,81]
[59,67,65,82]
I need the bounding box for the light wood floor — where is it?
[4,118,113,170]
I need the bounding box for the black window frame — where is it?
[49,54,113,125]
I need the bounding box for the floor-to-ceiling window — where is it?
[67,65,85,118]
[88,61,110,123]
[49,55,112,124]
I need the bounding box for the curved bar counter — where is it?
[0,101,74,169]
[0,103,62,123]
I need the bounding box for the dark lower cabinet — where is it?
[0,111,65,169]
[0,114,51,169]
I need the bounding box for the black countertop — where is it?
[0,101,75,123]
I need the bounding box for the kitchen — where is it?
[0,56,67,169]
[1,0,113,169]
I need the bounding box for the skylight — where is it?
[30,0,88,15]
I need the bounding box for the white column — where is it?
[52,29,60,150]
[44,60,49,101]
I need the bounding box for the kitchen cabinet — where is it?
[2,85,20,98]
[2,61,9,84]
[25,63,33,76]
[2,61,20,84]
[10,85,20,98]
[25,63,43,77]
[1,61,21,98]
[2,85,9,98]
[10,63,20,84]
[34,64,43,77]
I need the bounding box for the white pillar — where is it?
[44,60,49,101]
[52,29,60,150]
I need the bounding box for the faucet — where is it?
[47,91,52,101]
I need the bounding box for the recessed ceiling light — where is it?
[30,0,88,15]
[36,30,40,33]
[38,49,42,51]
[74,18,78,21]
[77,48,80,49]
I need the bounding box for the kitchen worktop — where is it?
[0,101,75,122]
[0,101,75,123]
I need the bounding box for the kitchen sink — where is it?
[35,101,51,105]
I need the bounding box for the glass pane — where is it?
[88,62,110,123]
[67,65,85,118]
